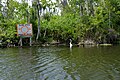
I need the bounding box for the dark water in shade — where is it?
[0,46,120,80]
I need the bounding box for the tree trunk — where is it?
[109,10,111,27]
[79,3,83,16]
[36,8,40,40]
[89,0,94,16]
[36,0,41,41]
[27,10,30,23]
[43,28,47,38]
[84,0,89,15]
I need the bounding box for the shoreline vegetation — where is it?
[0,0,120,48]
[0,39,113,48]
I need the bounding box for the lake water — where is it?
[0,46,120,80]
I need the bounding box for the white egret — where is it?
[69,39,72,48]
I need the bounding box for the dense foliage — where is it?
[0,0,120,45]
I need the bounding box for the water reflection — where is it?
[0,46,120,80]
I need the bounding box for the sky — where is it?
[1,0,61,15]
[1,0,56,7]
[1,0,32,6]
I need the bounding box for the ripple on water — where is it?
[1,46,120,80]
[30,47,75,80]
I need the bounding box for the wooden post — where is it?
[30,37,32,46]
[20,37,22,47]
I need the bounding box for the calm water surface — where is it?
[0,46,120,80]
